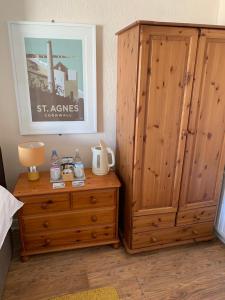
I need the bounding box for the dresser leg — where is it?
[21,255,29,262]
[112,242,120,249]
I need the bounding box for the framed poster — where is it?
[8,22,97,134]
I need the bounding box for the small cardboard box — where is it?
[62,173,74,182]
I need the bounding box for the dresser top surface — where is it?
[13,169,121,197]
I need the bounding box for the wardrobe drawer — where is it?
[176,206,217,226]
[132,222,214,249]
[24,225,115,251]
[72,189,116,209]
[22,208,115,234]
[20,193,70,215]
[133,213,175,233]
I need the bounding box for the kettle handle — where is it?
[107,147,115,168]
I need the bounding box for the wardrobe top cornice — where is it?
[116,20,225,35]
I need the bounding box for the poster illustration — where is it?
[9,22,96,134]
[25,38,84,122]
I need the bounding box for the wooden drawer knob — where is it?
[90,197,97,204]
[91,232,97,239]
[91,215,98,222]
[41,200,53,209]
[41,203,48,209]
[43,221,49,228]
[151,237,157,243]
[192,229,198,235]
[44,239,51,246]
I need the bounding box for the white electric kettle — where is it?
[91,140,115,175]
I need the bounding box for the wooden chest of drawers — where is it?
[13,170,121,261]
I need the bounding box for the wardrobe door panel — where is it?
[133,26,198,214]
[180,29,225,210]
[116,26,140,247]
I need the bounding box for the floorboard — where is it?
[3,237,225,299]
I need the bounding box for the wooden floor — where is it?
[3,238,225,300]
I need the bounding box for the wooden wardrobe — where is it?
[116,21,225,253]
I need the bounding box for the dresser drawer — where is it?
[133,213,175,233]
[176,206,217,226]
[20,193,70,215]
[24,225,115,250]
[72,189,116,210]
[22,208,115,234]
[132,222,214,249]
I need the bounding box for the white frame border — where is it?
[8,21,97,135]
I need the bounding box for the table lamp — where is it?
[18,142,45,181]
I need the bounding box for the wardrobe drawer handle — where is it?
[90,197,97,204]
[91,232,97,239]
[43,221,49,228]
[151,237,157,243]
[41,200,53,209]
[192,229,198,235]
[44,239,51,246]
[41,203,48,209]
[91,215,98,222]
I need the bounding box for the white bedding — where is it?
[0,185,23,249]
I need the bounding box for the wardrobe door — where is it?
[179,29,225,212]
[133,26,198,216]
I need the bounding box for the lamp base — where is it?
[28,171,40,181]
[27,166,40,181]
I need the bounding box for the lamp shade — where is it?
[18,142,45,167]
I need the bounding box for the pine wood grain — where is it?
[133,212,175,233]
[116,20,225,35]
[14,170,120,259]
[72,189,116,210]
[176,206,217,225]
[133,26,198,213]
[23,225,115,251]
[14,169,121,197]
[21,208,116,234]
[132,222,214,249]
[116,23,225,253]
[20,193,70,215]
[116,26,140,248]
[179,29,225,210]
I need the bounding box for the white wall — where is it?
[0,0,220,189]
[217,0,225,24]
